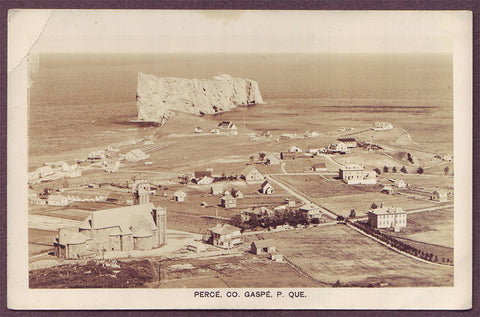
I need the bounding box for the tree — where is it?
[392,166,397,173]
[400,166,408,173]
[258,152,266,162]
[249,155,255,163]
[230,215,243,228]
[350,209,356,218]
[417,167,424,174]
[373,168,381,175]
[247,214,262,228]
[336,215,345,221]
[407,152,414,164]
[383,166,389,173]
[444,166,450,175]
[371,202,378,209]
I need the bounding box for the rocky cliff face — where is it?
[136,73,264,122]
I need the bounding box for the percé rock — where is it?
[136,73,264,122]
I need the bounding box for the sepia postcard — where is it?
[7,9,472,310]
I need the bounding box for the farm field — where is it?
[318,192,440,218]
[389,208,454,248]
[333,150,404,170]
[381,174,454,191]
[30,252,321,288]
[282,157,339,173]
[255,225,453,287]
[152,254,322,288]
[29,229,57,256]
[276,174,382,199]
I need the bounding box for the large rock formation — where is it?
[136,73,264,122]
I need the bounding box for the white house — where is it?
[211,184,224,195]
[299,204,321,219]
[47,194,69,206]
[197,176,214,185]
[337,138,357,148]
[125,149,150,162]
[173,191,187,202]
[367,204,406,231]
[241,165,264,182]
[431,189,448,202]
[312,163,327,172]
[208,224,242,249]
[261,181,274,195]
[220,196,237,209]
[339,164,377,185]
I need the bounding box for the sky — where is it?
[8,10,470,71]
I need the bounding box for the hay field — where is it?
[263,225,453,287]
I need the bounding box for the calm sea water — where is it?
[28,53,453,157]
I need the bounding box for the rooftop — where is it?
[340,164,364,171]
[209,223,240,235]
[78,203,162,235]
[251,239,276,249]
[369,206,405,215]
[241,165,261,177]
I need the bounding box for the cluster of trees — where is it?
[376,166,408,174]
[350,221,453,266]
[378,165,426,175]
[230,209,316,231]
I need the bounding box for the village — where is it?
[28,114,455,288]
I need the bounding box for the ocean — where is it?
[28,53,453,162]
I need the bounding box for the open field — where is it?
[29,229,57,256]
[333,150,404,170]
[282,157,339,173]
[30,252,320,288]
[319,192,440,218]
[249,225,453,287]
[276,174,382,199]
[388,208,454,248]
[380,174,454,191]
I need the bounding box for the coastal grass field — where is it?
[386,208,454,248]
[251,225,454,287]
[29,252,321,288]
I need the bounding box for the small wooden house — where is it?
[174,191,187,202]
[312,163,327,172]
[431,189,448,202]
[241,165,264,182]
[251,239,277,255]
[261,181,274,195]
[221,196,237,209]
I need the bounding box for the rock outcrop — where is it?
[136,73,264,122]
